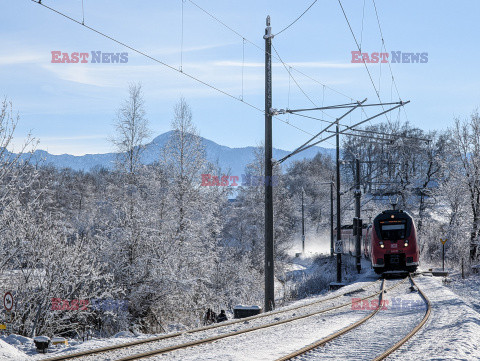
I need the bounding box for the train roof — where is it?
[374,209,413,221]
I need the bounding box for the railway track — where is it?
[40,278,388,361]
[275,274,431,361]
[372,275,431,361]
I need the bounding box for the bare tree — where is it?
[111,83,150,176]
[162,97,206,243]
[108,83,151,314]
[0,99,39,272]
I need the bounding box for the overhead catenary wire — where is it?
[337,0,391,123]
[33,0,413,161]
[348,127,430,143]
[275,0,318,37]
[272,42,353,127]
[282,101,423,141]
[277,96,420,166]
[289,112,347,126]
[276,101,409,164]
[272,42,360,125]
[371,0,410,124]
[30,0,315,138]
[270,1,416,169]
[325,130,396,142]
[189,0,375,131]
[279,100,367,164]
[286,101,406,113]
[186,0,355,102]
[272,43,321,110]
[315,101,409,148]
[287,66,292,123]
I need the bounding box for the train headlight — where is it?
[379,242,385,249]
[404,241,409,247]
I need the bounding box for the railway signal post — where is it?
[441,238,448,271]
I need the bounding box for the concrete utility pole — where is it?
[301,188,305,254]
[336,124,342,283]
[330,179,334,257]
[264,15,275,312]
[354,158,362,274]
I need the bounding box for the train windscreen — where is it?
[379,220,406,240]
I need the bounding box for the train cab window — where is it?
[379,220,406,240]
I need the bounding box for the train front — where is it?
[371,210,419,274]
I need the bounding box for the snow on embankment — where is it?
[0,337,30,360]
[390,275,480,360]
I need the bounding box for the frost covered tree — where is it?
[161,98,206,244]
[432,146,470,266]
[284,153,335,233]
[225,146,296,276]
[0,99,39,274]
[451,111,480,261]
[111,82,150,175]
[99,82,155,331]
[155,98,225,325]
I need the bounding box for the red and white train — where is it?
[340,209,419,274]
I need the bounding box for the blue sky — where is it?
[1,0,479,155]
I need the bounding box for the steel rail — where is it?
[41,279,382,361]
[275,278,390,361]
[113,279,401,361]
[371,275,432,361]
[273,274,428,361]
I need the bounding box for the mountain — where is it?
[23,131,335,175]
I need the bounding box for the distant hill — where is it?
[23,131,335,175]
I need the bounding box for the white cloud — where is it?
[0,53,44,65]
[38,135,107,141]
[38,58,353,102]
[149,42,239,56]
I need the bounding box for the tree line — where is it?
[0,87,478,338]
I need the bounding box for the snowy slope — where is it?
[0,337,30,360]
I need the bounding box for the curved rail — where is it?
[113,279,401,361]
[274,274,428,361]
[41,279,381,361]
[275,279,389,361]
[371,275,431,361]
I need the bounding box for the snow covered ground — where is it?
[0,334,29,361]
[389,274,480,360]
[4,272,480,360]
[442,271,480,313]
[0,332,154,360]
